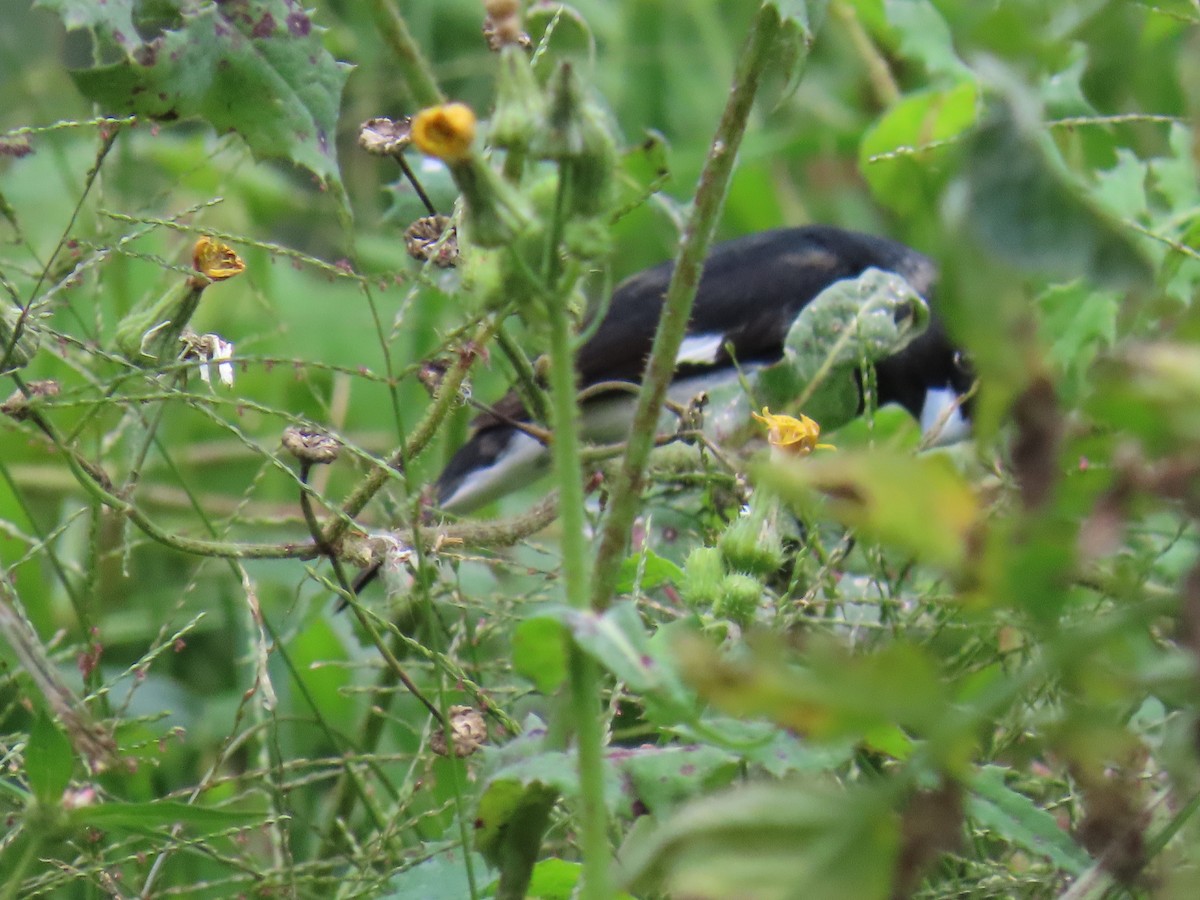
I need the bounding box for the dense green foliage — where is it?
[2,1,1199,898]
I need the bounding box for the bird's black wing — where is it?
[574,225,939,386]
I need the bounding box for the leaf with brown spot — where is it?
[760,449,980,572]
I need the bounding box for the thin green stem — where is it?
[0,128,119,373]
[589,3,787,613]
[367,0,445,108]
[329,316,498,540]
[495,320,550,424]
[543,168,614,897]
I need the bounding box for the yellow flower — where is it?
[751,407,835,457]
[411,103,477,163]
[191,237,245,283]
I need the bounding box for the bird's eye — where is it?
[953,350,971,372]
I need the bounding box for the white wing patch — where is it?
[919,386,971,445]
[675,332,726,367]
[440,432,549,513]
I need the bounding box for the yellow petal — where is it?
[411,103,477,163]
[192,237,245,282]
[751,406,831,457]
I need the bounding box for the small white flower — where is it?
[181,331,236,389]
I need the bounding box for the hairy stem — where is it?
[367,0,445,109]
[542,168,614,897]
[589,3,787,612]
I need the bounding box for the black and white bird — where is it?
[435,225,973,513]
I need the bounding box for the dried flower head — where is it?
[282,426,341,465]
[1,379,59,421]
[191,237,245,284]
[404,215,459,267]
[411,103,477,163]
[417,358,451,397]
[430,705,488,757]
[751,407,834,457]
[358,116,413,157]
[180,332,236,389]
[483,0,530,50]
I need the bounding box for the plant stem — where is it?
[589,3,786,613]
[542,169,614,897]
[328,316,497,544]
[368,0,445,109]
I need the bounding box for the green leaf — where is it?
[619,778,899,900]
[861,80,979,216]
[968,766,1093,875]
[956,77,1152,291]
[512,615,570,693]
[563,602,690,709]
[27,713,74,804]
[884,0,971,81]
[382,846,489,900]
[614,548,684,594]
[759,449,979,571]
[1038,281,1119,391]
[619,743,739,815]
[524,858,582,900]
[756,268,932,428]
[614,129,672,223]
[768,1,830,98]
[45,0,350,187]
[69,800,261,837]
[475,775,560,892]
[33,0,138,55]
[676,632,950,744]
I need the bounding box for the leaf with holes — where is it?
[40,0,350,188]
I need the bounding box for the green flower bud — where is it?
[451,157,534,248]
[681,546,726,609]
[714,573,762,628]
[719,515,785,577]
[535,63,616,219]
[115,238,245,366]
[490,46,546,152]
[115,280,202,364]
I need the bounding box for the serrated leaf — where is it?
[47,0,350,187]
[1038,281,1119,387]
[968,766,1092,875]
[958,84,1152,291]
[884,0,971,81]
[34,0,138,54]
[619,743,739,815]
[619,778,899,900]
